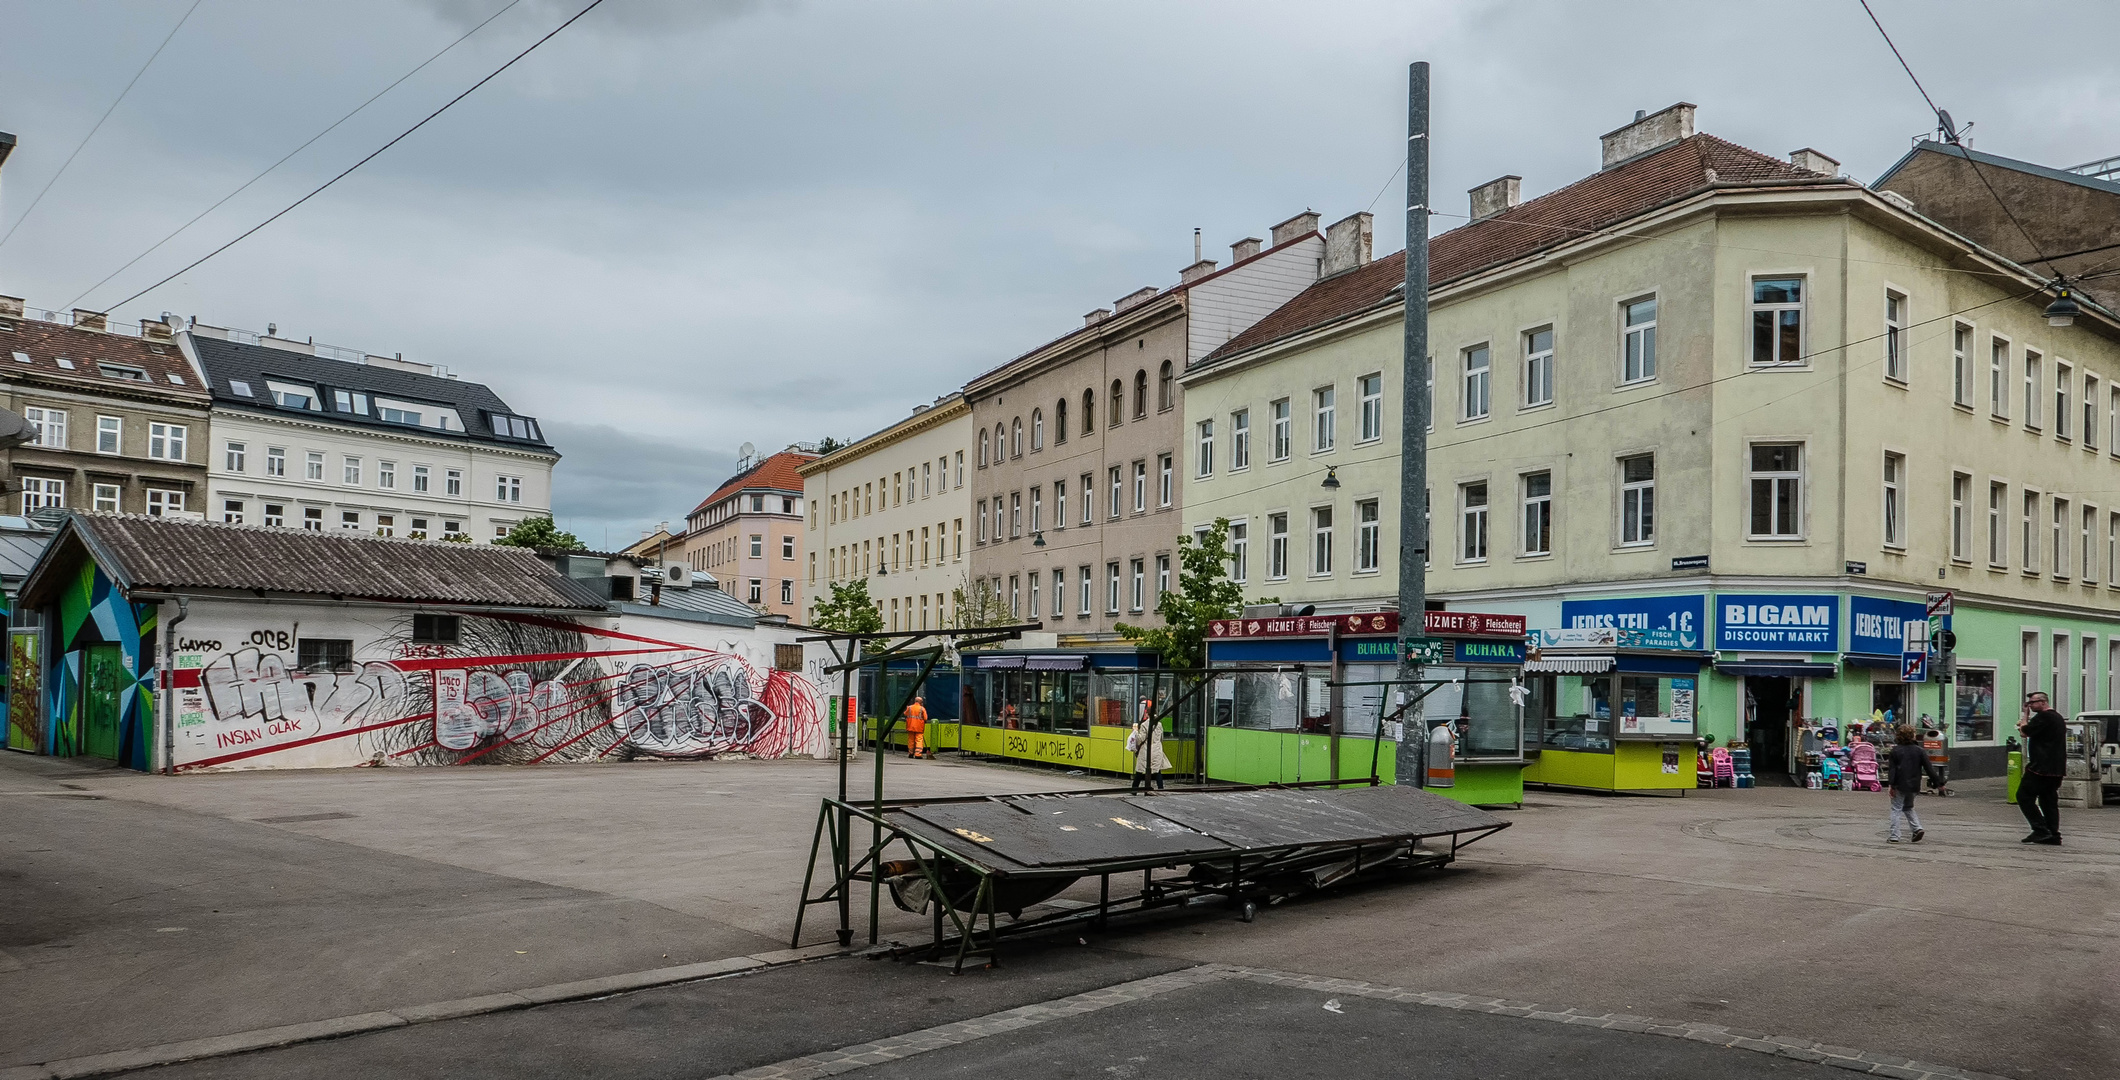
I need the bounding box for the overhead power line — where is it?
[68,0,526,311]
[0,0,204,252]
[102,0,607,315]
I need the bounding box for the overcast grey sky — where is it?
[1,0,2113,548]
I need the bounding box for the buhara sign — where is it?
[1453,640,1525,665]
[1849,595,1925,656]
[1715,594,1838,651]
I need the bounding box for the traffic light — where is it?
[1938,629,1957,651]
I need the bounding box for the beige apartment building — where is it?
[1181,104,2120,778]
[798,394,972,631]
[683,446,816,618]
[965,210,1365,644]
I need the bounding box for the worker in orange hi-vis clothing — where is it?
[904,694,929,760]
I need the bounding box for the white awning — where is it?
[1524,656,1615,674]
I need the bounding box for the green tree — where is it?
[949,572,1014,631]
[816,436,849,455]
[1116,517,1253,670]
[812,577,884,635]
[493,517,586,551]
[438,531,473,544]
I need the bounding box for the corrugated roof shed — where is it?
[21,514,610,612]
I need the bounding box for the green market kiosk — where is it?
[1203,609,1531,807]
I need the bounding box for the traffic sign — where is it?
[1926,590,1953,617]
[1901,651,1928,683]
[1402,638,1451,664]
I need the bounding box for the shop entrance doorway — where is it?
[1744,675,1793,775]
[1871,680,1907,726]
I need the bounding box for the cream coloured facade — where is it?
[1180,106,2120,776]
[799,394,973,631]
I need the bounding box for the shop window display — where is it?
[1955,669,1995,742]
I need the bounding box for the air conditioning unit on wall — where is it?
[661,563,692,588]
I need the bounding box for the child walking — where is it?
[1886,725,1927,843]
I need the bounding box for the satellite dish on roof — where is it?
[739,441,756,459]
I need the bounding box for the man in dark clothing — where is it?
[1886,726,1929,843]
[2017,692,2066,845]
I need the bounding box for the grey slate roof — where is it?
[0,517,55,585]
[614,581,761,628]
[20,513,608,612]
[188,334,555,454]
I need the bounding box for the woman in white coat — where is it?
[1127,697,1170,792]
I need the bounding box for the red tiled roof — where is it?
[691,449,816,516]
[0,318,210,401]
[1200,135,1836,364]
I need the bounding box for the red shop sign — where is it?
[1207,610,1526,640]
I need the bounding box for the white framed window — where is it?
[1196,420,1214,477]
[1622,296,1657,382]
[2087,375,2101,451]
[1231,409,1251,469]
[1751,276,1804,366]
[23,407,65,448]
[783,534,796,560]
[414,463,432,493]
[1311,506,1333,575]
[1882,452,1905,549]
[1079,565,1093,616]
[1748,443,1803,538]
[2022,490,2040,574]
[1951,323,1973,406]
[343,457,362,485]
[1229,520,1249,582]
[1130,558,1145,611]
[2056,361,2073,439]
[2024,350,2043,429]
[977,428,989,468]
[1523,471,1552,556]
[1054,479,1067,529]
[1358,373,1383,441]
[2083,636,2096,715]
[2111,386,2120,455]
[1883,289,1907,382]
[1989,481,2007,567]
[378,460,396,489]
[1132,460,1147,513]
[376,514,395,538]
[1620,454,1655,546]
[1158,454,1173,507]
[222,499,245,524]
[2054,497,2071,579]
[1313,386,1335,451]
[446,469,463,497]
[2054,632,2070,712]
[1031,409,1044,452]
[148,423,185,462]
[97,416,122,455]
[1270,399,1291,460]
[1356,501,1379,572]
[2110,511,2120,586]
[148,489,186,517]
[225,441,246,472]
[1268,513,1289,580]
[1524,327,1554,407]
[1030,487,1043,533]
[19,477,63,514]
[955,450,964,487]
[1950,472,1970,562]
[1459,482,1489,562]
[94,484,120,512]
[750,533,764,558]
[265,504,285,528]
[1108,467,1122,519]
[1156,554,1170,599]
[992,496,1003,540]
[1107,561,1121,613]
[266,447,285,477]
[441,519,460,538]
[1990,336,2010,418]
[748,579,763,604]
[497,475,522,503]
[2084,505,2097,586]
[305,451,325,480]
[1462,344,1491,420]
[1010,491,1022,536]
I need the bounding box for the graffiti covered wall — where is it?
[158,601,827,772]
[44,563,158,769]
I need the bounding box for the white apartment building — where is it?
[182,326,556,541]
[799,394,973,631]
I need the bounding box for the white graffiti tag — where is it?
[200,648,408,740]
[619,662,773,755]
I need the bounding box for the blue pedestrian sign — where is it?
[1901,651,1927,683]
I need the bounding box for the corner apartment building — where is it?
[966,210,1364,644]
[798,394,972,630]
[184,326,556,541]
[1180,103,2120,777]
[684,447,815,618]
[0,301,210,515]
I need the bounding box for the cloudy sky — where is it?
[1,0,2113,548]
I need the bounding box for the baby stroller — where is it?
[1820,755,1845,790]
[1709,747,1736,788]
[1848,741,1883,791]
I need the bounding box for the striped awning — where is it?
[1524,655,1615,674]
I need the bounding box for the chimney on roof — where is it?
[1468,175,1522,221]
[1180,259,1218,285]
[1601,103,1696,170]
[1084,308,1111,327]
[139,318,173,343]
[1788,147,1840,176]
[0,296,22,320]
[1321,212,1374,276]
[1113,286,1158,312]
[1230,236,1262,262]
[71,309,107,332]
[1269,210,1320,247]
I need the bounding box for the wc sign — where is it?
[1714,593,1839,651]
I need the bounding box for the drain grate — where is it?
[253,811,356,824]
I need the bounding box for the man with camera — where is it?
[2017,691,2066,845]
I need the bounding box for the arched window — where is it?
[994,424,1005,462]
[1011,417,1023,457]
[1083,389,1096,434]
[1134,370,1148,419]
[1109,380,1123,426]
[1158,360,1174,411]
[1031,409,1044,451]
[1054,399,1068,443]
[977,428,989,467]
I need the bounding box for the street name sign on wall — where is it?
[1714,593,1838,651]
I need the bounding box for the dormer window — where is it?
[228,379,253,396]
[267,380,321,410]
[99,363,149,382]
[333,390,370,414]
[55,358,75,370]
[488,413,541,440]
[166,373,185,386]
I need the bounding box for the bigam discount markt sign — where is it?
[1714,593,1839,651]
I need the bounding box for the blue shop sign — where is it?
[1849,595,1926,656]
[1716,593,1838,651]
[1559,595,1706,649]
[1341,638,1402,662]
[1454,640,1526,665]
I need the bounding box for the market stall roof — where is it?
[1524,656,1615,674]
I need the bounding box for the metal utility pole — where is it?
[1394,61,1431,788]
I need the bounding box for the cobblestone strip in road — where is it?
[705,964,2018,1080]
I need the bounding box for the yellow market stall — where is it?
[1520,623,1707,794]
